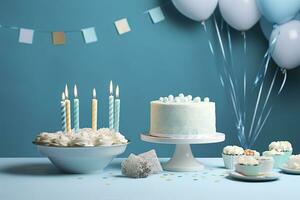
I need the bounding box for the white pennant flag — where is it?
[148,7,165,24]
[82,27,98,44]
[19,28,34,44]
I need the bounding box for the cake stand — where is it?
[140,133,225,172]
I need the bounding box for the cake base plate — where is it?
[140,133,225,172]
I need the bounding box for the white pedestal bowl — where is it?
[35,143,128,174]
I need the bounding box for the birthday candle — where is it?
[73,85,79,132]
[109,81,114,131]
[92,88,98,131]
[61,92,66,132]
[114,85,120,133]
[65,85,72,133]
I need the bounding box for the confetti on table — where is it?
[19,28,34,44]
[82,27,98,44]
[114,18,131,35]
[148,7,165,24]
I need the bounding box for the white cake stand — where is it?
[140,133,225,172]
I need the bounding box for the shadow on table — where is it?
[1,163,67,176]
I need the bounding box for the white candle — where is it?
[114,85,120,133]
[73,85,79,132]
[109,81,114,131]
[92,88,98,131]
[65,84,71,133]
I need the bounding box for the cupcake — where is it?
[235,156,261,176]
[222,145,244,169]
[269,141,292,155]
[263,150,285,168]
[269,141,293,164]
[259,156,274,174]
[244,149,260,158]
[286,154,300,170]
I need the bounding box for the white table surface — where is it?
[0,158,298,200]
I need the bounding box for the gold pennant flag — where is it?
[52,32,65,45]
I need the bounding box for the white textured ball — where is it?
[163,97,168,103]
[175,97,181,102]
[168,95,174,102]
[193,97,201,103]
[187,95,192,101]
[159,97,164,102]
[204,97,210,102]
[178,93,184,98]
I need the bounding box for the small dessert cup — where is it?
[259,156,274,174]
[235,163,261,176]
[282,150,293,163]
[263,151,286,168]
[222,154,241,169]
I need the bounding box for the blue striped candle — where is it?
[61,92,66,132]
[109,81,114,130]
[73,85,79,132]
[114,85,120,132]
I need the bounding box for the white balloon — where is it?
[219,0,261,31]
[271,20,300,70]
[172,0,218,22]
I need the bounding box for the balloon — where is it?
[260,12,300,40]
[219,0,261,31]
[256,0,300,24]
[172,0,218,22]
[271,20,300,70]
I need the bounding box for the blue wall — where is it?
[0,0,299,157]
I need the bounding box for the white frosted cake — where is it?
[150,94,216,138]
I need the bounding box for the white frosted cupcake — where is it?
[286,154,300,170]
[269,141,292,155]
[235,156,261,176]
[222,145,244,169]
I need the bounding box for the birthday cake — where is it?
[150,94,216,138]
[34,82,128,147]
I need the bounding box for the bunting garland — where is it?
[0,5,166,46]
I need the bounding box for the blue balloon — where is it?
[256,0,300,24]
[260,12,300,40]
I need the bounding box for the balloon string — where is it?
[253,31,280,88]
[250,68,287,146]
[213,16,240,122]
[278,69,287,94]
[248,30,280,143]
[242,31,247,146]
[250,67,279,145]
[248,54,271,142]
[227,25,247,147]
[202,21,215,55]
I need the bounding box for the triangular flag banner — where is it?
[52,32,65,45]
[19,28,34,44]
[82,27,98,44]
[148,7,165,24]
[114,18,131,35]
